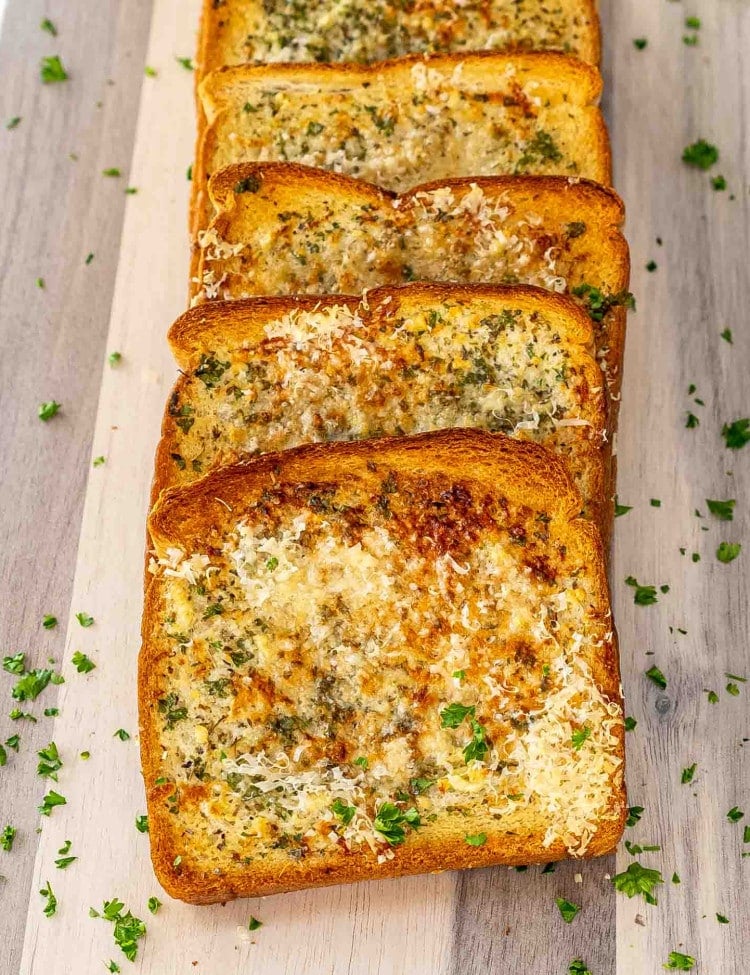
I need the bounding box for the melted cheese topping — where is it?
[166,299,604,505]
[202,60,603,199]
[204,0,597,69]
[150,473,622,867]
[197,182,572,303]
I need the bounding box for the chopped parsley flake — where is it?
[465,833,487,846]
[624,716,638,731]
[37,742,63,780]
[76,612,94,628]
[135,815,149,834]
[717,542,741,564]
[40,18,57,35]
[556,898,581,923]
[681,764,697,784]
[1,824,17,851]
[571,726,591,750]
[144,66,157,78]
[611,861,664,904]
[147,897,161,915]
[42,615,57,629]
[40,880,57,917]
[721,328,733,343]
[706,689,719,703]
[682,139,718,170]
[108,351,122,366]
[706,499,735,521]
[248,916,262,931]
[40,56,68,83]
[571,283,635,323]
[3,652,26,675]
[727,806,744,823]
[626,806,644,828]
[717,913,729,924]
[13,668,62,702]
[113,729,130,741]
[91,899,147,962]
[39,790,66,816]
[93,456,106,467]
[102,168,121,178]
[55,839,77,869]
[72,651,96,673]
[373,801,420,846]
[331,799,356,826]
[175,56,193,70]
[626,576,659,605]
[645,666,667,690]
[664,951,695,971]
[615,498,632,517]
[722,418,750,449]
[633,38,648,50]
[712,175,727,191]
[6,116,21,130]
[38,400,61,421]
[440,703,476,728]
[646,260,657,272]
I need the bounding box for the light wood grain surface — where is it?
[1,1,748,973]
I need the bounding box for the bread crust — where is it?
[191,52,611,241]
[140,429,626,903]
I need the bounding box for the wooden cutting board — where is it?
[5,1,748,973]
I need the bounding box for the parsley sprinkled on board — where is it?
[569,962,592,975]
[373,802,420,845]
[650,498,662,507]
[72,651,96,673]
[556,898,581,923]
[681,764,697,784]
[147,897,161,915]
[113,729,130,741]
[633,38,648,50]
[39,880,57,917]
[717,913,729,924]
[38,400,61,421]
[664,951,695,970]
[705,689,719,703]
[3,652,25,674]
[135,815,149,834]
[38,790,66,816]
[91,899,147,962]
[248,916,262,931]
[626,576,659,605]
[626,806,644,827]
[682,139,718,169]
[108,351,122,366]
[611,861,664,904]
[76,612,94,627]
[55,839,77,869]
[716,542,741,564]
[722,418,750,449]
[6,116,21,130]
[685,412,699,429]
[645,666,667,689]
[175,56,193,70]
[720,328,733,343]
[712,174,727,191]
[685,16,701,28]
[144,66,157,78]
[40,56,68,83]
[624,716,638,731]
[12,667,63,702]
[672,872,681,884]
[102,168,121,178]
[615,497,632,517]
[465,833,487,846]
[646,260,657,272]
[37,742,63,780]
[106,963,121,973]
[85,252,94,265]
[727,806,744,822]
[42,614,57,629]
[40,18,57,36]
[706,499,735,521]
[1,824,17,851]
[93,456,106,467]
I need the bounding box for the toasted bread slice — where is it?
[193,53,610,237]
[194,166,630,399]
[154,284,610,538]
[141,429,625,903]
[196,0,601,80]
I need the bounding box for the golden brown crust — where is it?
[190,52,611,241]
[140,429,625,903]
